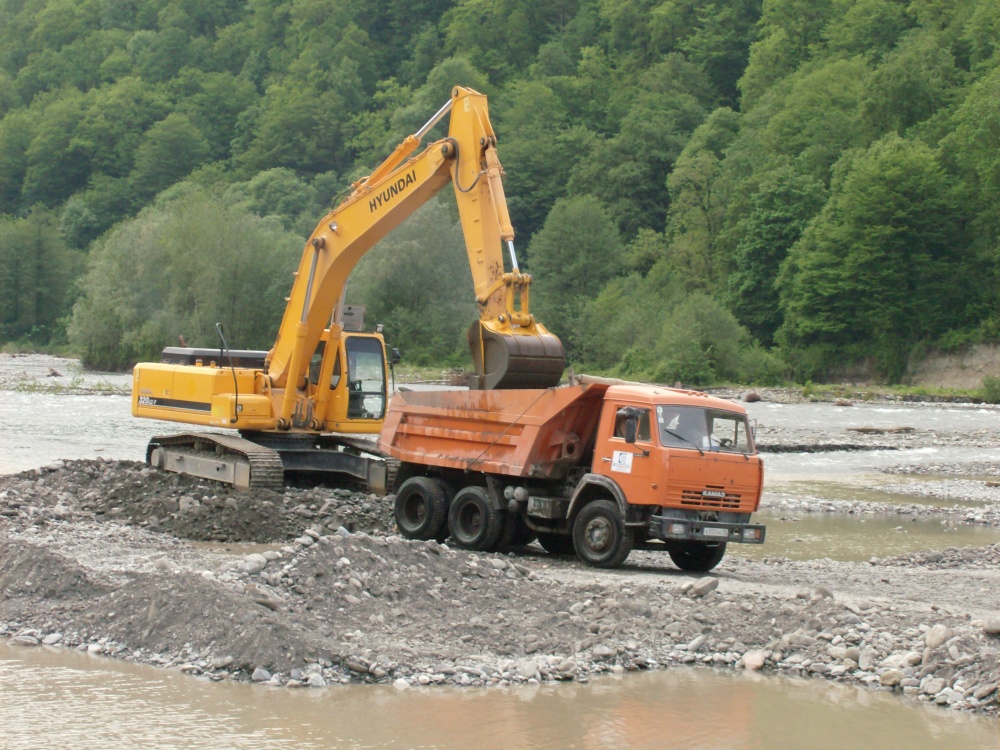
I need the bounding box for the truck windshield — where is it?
[655,405,753,454]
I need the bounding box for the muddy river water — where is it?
[1,355,997,748]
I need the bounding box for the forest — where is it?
[0,0,996,386]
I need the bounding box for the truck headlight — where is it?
[742,528,760,541]
[669,523,686,535]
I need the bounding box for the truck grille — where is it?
[679,486,743,510]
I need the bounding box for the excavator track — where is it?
[146,433,285,492]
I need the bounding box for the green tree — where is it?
[777,135,965,381]
[527,195,624,355]
[130,112,210,199]
[69,186,302,368]
[0,207,81,343]
[728,164,825,345]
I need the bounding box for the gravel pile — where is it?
[0,459,997,715]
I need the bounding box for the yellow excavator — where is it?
[131,86,565,491]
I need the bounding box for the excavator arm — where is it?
[267,86,563,422]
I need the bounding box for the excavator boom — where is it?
[267,86,563,401]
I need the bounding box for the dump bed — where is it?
[378,383,610,479]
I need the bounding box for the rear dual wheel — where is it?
[394,476,448,541]
[448,486,503,551]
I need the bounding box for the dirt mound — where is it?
[75,572,328,672]
[5,459,394,542]
[0,540,108,600]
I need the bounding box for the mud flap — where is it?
[467,321,565,390]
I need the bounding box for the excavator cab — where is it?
[303,329,389,432]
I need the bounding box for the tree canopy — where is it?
[0,0,993,385]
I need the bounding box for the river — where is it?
[0,354,997,748]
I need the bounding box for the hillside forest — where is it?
[0,0,997,386]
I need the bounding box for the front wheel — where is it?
[394,476,447,540]
[572,499,633,568]
[668,541,727,572]
[448,486,503,551]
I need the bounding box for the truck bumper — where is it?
[649,515,766,544]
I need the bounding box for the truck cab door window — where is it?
[614,408,651,442]
[345,337,386,419]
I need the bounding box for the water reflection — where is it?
[1,643,994,750]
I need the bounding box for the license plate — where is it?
[703,527,728,538]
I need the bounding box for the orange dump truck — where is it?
[378,376,765,570]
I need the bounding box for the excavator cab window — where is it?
[345,336,386,419]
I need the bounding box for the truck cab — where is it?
[596,386,762,518]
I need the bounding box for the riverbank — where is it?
[1,446,997,716]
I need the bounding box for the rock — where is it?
[210,655,234,669]
[982,616,1000,636]
[742,651,767,671]
[11,635,39,647]
[844,646,861,662]
[880,669,905,687]
[517,660,539,680]
[251,667,271,682]
[813,585,834,600]
[925,624,953,650]
[238,554,268,575]
[858,650,874,671]
[393,678,410,690]
[178,497,200,513]
[592,645,615,659]
[689,577,719,598]
[306,674,326,687]
[688,635,707,653]
[973,683,998,700]
[42,633,63,645]
[557,660,579,678]
[345,659,369,673]
[922,677,946,695]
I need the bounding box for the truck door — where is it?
[598,403,656,503]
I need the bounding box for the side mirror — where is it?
[389,347,401,365]
[616,407,638,444]
[624,419,637,444]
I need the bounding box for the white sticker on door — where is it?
[611,450,633,473]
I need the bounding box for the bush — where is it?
[981,375,1000,404]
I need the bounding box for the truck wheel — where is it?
[448,486,503,551]
[668,541,727,572]
[572,500,633,568]
[394,477,448,541]
[536,532,574,556]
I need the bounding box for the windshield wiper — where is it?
[662,429,704,456]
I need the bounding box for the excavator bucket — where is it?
[467,321,566,390]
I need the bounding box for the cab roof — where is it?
[604,384,748,415]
